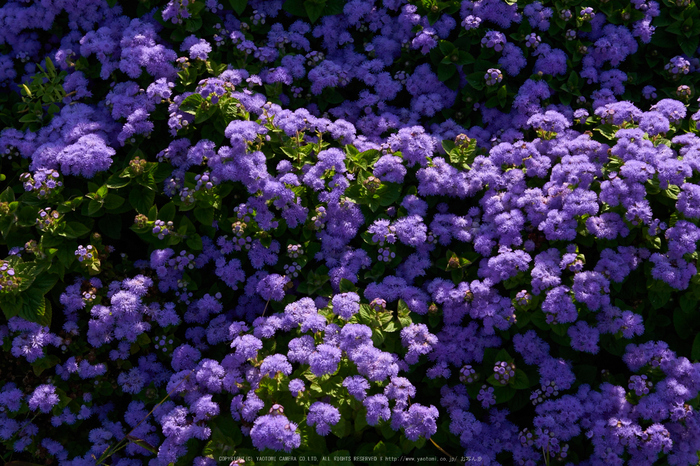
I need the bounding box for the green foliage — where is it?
[16,58,67,130]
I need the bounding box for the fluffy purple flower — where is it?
[28,385,60,413]
[572,271,610,311]
[568,321,600,354]
[250,414,300,452]
[256,274,289,302]
[331,292,360,320]
[527,110,570,133]
[364,394,391,425]
[289,379,305,397]
[639,111,670,136]
[650,99,686,123]
[373,155,406,183]
[541,286,577,324]
[401,403,439,441]
[309,344,342,376]
[306,402,341,435]
[400,324,438,365]
[343,376,371,401]
[260,354,293,377]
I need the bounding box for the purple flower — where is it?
[331,292,360,320]
[256,274,289,302]
[260,354,293,377]
[364,394,391,425]
[568,321,600,354]
[541,286,577,324]
[306,402,340,435]
[527,110,571,133]
[288,379,305,397]
[651,99,686,123]
[639,111,670,136]
[309,344,342,376]
[343,376,370,401]
[401,403,439,441]
[250,414,300,452]
[28,385,60,413]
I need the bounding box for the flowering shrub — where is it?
[1,0,700,465]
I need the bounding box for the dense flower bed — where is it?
[1,0,700,465]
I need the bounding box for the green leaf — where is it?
[195,105,217,124]
[32,354,60,376]
[455,50,475,65]
[681,294,698,314]
[228,0,248,16]
[18,293,46,324]
[106,173,130,189]
[494,385,516,404]
[511,369,530,389]
[17,205,38,227]
[497,84,507,107]
[127,436,159,455]
[649,290,671,310]
[304,0,327,23]
[494,349,512,364]
[437,63,456,81]
[378,183,401,207]
[30,274,58,295]
[61,221,91,238]
[148,204,158,222]
[338,278,357,293]
[674,309,693,340]
[680,33,700,56]
[692,333,700,361]
[159,202,177,223]
[104,194,125,210]
[186,234,203,250]
[99,214,122,240]
[594,124,618,140]
[87,199,103,215]
[129,188,156,215]
[184,16,203,32]
[0,295,23,320]
[193,207,215,226]
[179,94,203,115]
[0,186,14,202]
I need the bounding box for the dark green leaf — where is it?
[193,207,215,226]
[674,309,693,340]
[692,333,700,361]
[159,202,177,223]
[30,274,58,295]
[18,293,46,324]
[594,124,617,140]
[0,186,14,202]
[681,294,698,314]
[99,215,122,240]
[649,290,671,310]
[32,354,60,376]
[304,0,326,23]
[186,234,203,250]
[0,295,23,320]
[179,94,204,115]
[437,63,457,81]
[104,194,125,210]
[511,369,530,389]
[87,199,103,215]
[129,188,156,215]
[339,278,357,293]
